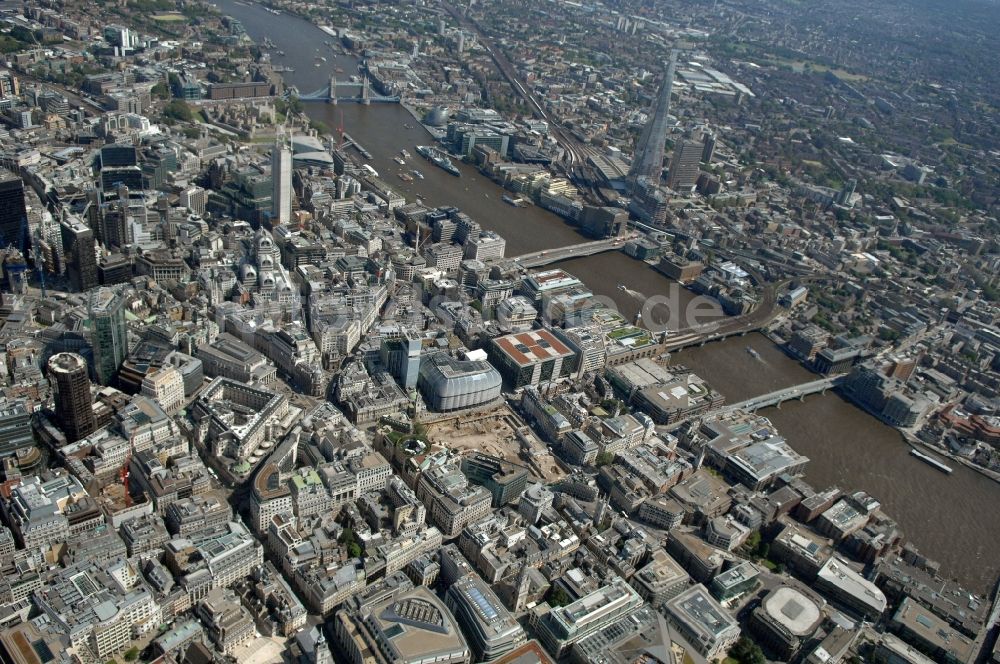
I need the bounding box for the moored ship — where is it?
[909,448,953,474]
[416,145,460,176]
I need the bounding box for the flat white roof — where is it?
[763,587,822,636]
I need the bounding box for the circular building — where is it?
[424,106,450,127]
[47,352,95,443]
[750,586,824,660]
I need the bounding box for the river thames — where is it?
[214,0,1000,593]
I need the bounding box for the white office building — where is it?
[272,139,292,224]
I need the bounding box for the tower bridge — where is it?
[297,75,400,104]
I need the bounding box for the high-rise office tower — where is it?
[701,132,716,164]
[271,138,292,225]
[96,185,144,249]
[0,171,27,253]
[837,178,857,206]
[666,138,703,192]
[89,287,128,386]
[628,178,670,226]
[60,215,98,292]
[180,186,207,216]
[628,50,678,191]
[35,211,64,276]
[47,352,96,442]
[379,331,422,390]
[99,144,143,191]
[95,200,130,249]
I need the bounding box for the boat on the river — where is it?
[411,169,424,179]
[393,156,406,165]
[910,448,954,474]
[398,172,414,182]
[416,145,460,177]
[400,149,410,159]
[746,346,762,360]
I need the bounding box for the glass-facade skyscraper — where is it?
[89,287,128,385]
[628,50,678,190]
[47,352,96,443]
[0,171,28,252]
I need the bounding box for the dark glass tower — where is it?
[0,171,28,253]
[48,352,96,442]
[60,216,98,292]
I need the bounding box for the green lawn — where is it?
[0,36,25,53]
[767,56,869,81]
[607,326,653,343]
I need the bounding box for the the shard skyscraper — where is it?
[628,50,678,191]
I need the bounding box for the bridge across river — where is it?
[654,375,847,434]
[510,238,803,347]
[510,238,623,268]
[298,74,400,104]
[723,375,845,412]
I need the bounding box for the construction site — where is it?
[423,402,568,483]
